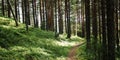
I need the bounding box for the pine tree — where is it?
[85,0,91,49]
[106,0,116,60]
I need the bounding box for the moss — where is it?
[0,16,82,60]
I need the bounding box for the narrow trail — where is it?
[67,42,85,60]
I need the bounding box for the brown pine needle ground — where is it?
[67,42,85,60]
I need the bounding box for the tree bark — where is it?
[106,0,116,60]
[7,0,18,26]
[85,0,91,50]
[66,0,71,38]
[92,0,98,59]
[15,0,18,20]
[58,0,63,34]
[24,0,29,31]
[101,0,108,60]
[2,0,5,16]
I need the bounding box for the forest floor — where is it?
[0,17,86,60]
[67,42,85,60]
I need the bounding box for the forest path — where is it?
[67,42,85,60]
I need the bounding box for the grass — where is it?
[1,17,119,60]
[0,16,84,60]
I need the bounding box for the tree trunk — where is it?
[115,0,119,51]
[106,0,116,60]
[41,0,46,30]
[101,0,108,60]
[58,0,63,34]
[22,0,25,23]
[39,0,42,28]
[27,1,30,25]
[2,0,5,16]
[66,0,71,38]
[76,0,80,36]
[92,0,98,59]
[7,0,18,26]
[54,0,59,38]
[85,0,91,50]
[7,0,11,18]
[15,0,18,21]
[24,0,29,31]
[81,0,85,37]
[45,0,54,31]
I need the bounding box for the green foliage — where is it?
[0,17,81,60]
[0,17,15,26]
[75,43,87,60]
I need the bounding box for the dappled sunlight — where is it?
[56,35,85,47]
[0,17,25,30]
[56,56,66,60]
[9,46,51,56]
[0,25,11,29]
[0,0,119,59]
[54,40,79,46]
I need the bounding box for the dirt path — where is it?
[67,42,85,60]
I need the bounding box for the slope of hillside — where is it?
[0,17,84,60]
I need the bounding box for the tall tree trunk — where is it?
[39,0,42,28]
[24,0,29,31]
[66,0,71,38]
[92,0,98,59]
[15,0,18,21]
[115,0,119,51]
[2,0,5,16]
[54,0,59,37]
[32,0,38,27]
[27,1,30,25]
[76,0,80,36]
[7,0,18,26]
[32,0,36,27]
[98,0,102,43]
[101,0,108,60]
[22,0,25,23]
[106,0,116,60]
[65,0,68,34]
[81,0,85,37]
[45,0,54,31]
[41,0,46,30]
[50,0,54,31]
[58,0,63,34]
[85,0,91,50]
[7,0,11,18]
[97,0,102,59]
